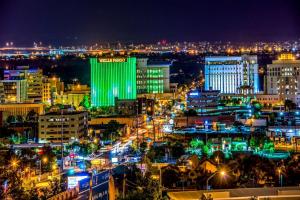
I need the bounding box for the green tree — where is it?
[140,142,147,154]
[284,99,296,111]
[102,120,122,141]
[161,167,180,188]
[6,115,16,124]
[26,110,38,122]
[79,95,91,109]
[0,168,28,200]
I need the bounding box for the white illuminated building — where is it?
[204,55,259,94]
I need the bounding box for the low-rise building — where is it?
[0,82,4,103]
[89,115,145,128]
[56,84,90,108]
[0,103,45,118]
[255,94,282,106]
[38,111,88,143]
[187,89,220,110]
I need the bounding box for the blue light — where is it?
[280,112,284,116]
[68,168,75,175]
[296,111,299,115]
[205,121,208,125]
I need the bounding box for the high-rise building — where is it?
[42,76,64,105]
[90,57,137,107]
[1,80,27,103]
[266,53,300,104]
[136,58,170,94]
[4,66,43,103]
[205,55,259,94]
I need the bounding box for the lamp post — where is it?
[206,170,226,190]
[39,157,48,182]
[278,169,283,187]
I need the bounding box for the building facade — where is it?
[0,103,45,118]
[38,111,88,143]
[137,58,170,94]
[42,76,64,105]
[187,89,220,110]
[0,82,4,103]
[1,80,27,103]
[205,55,259,94]
[90,57,137,107]
[4,66,43,103]
[266,53,300,104]
[255,94,282,106]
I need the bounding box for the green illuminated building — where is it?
[136,58,170,94]
[90,57,137,107]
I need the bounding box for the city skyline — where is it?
[1,0,300,46]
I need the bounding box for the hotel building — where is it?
[266,53,300,104]
[205,55,259,94]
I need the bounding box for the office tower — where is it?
[1,80,27,103]
[4,66,43,103]
[90,57,137,107]
[266,53,300,104]
[205,55,259,94]
[136,58,170,94]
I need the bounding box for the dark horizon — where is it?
[1,0,300,46]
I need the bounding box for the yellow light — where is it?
[42,157,48,163]
[220,171,226,176]
[25,167,30,172]
[52,164,57,170]
[11,158,19,168]
[278,53,295,60]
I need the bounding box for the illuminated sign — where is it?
[98,58,126,63]
[111,157,118,163]
[189,92,199,96]
[68,176,88,189]
[278,53,295,60]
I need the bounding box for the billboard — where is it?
[68,175,88,189]
[77,170,110,200]
[92,170,110,200]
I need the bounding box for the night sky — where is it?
[0,0,300,46]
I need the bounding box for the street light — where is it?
[206,170,226,190]
[278,169,283,187]
[39,157,48,181]
[10,158,19,169]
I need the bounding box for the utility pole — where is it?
[61,109,64,173]
[122,173,126,198]
[136,102,139,150]
[159,166,162,198]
